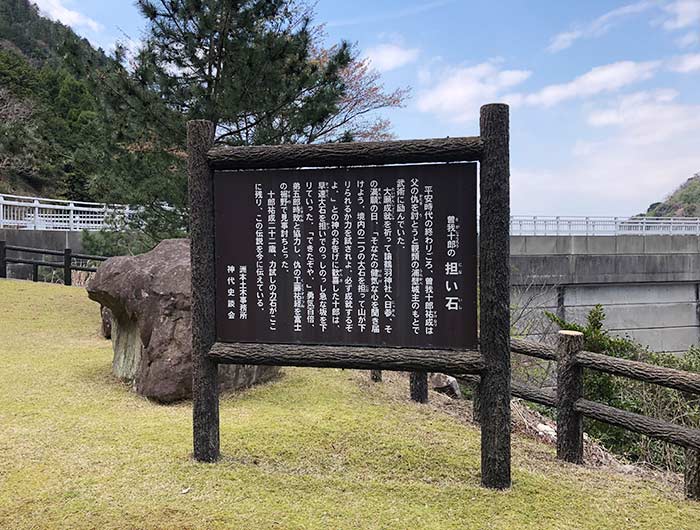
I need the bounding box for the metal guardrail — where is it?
[3,194,700,236]
[0,193,135,231]
[0,241,107,284]
[511,216,700,236]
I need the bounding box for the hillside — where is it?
[0,279,699,529]
[0,0,110,198]
[646,173,700,217]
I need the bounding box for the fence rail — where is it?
[0,241,107,284]
[511,216,700,236]
[0,193,135,231]
[473,333,700,500]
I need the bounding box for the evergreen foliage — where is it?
[0,0,405,253]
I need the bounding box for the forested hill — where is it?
[646,173,700,217]
[0,0,110,66]
[0,0,134,200]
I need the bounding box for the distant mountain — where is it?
[646,174,700,217]
[0,0,120,199]
[0,0,110,67]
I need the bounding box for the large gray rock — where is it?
[87,239,279,403]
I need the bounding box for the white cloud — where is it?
[547,1,655,52]
[365,43,419,72]
[669,52,700,71]
[510,61,659,107]
[34,0,103,32]
[416,61,531,122]
[514,91,700,215]
[662,0,700,30]
[676,31,700,47]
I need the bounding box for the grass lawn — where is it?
[1,279,699,529]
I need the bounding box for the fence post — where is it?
[188,119,220,463]
[33,199,39,230]
[370,370,382,382]
[0,240,6,278]
[32,263,39,282]
[410,372,428,403]
[69,203,75,231]
[685,449,700,500]
[556,330,584,464]
[479,103,511,490]
[64,248,72,286]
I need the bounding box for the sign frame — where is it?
[188,103,511,490]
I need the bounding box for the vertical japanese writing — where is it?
[396,178,406,248]
[255,184,264,310]
[305,182,315,328]
[239,265,247,320]
[216,164,475,349]
[445,215,462,311]
[226,264,236,320]
[330,182,341,329]
[424,186,435,335]
[343,180,354,333]
[267,189,277,331]
[318,181,329,332]
[292,182,303,332]
[382,185,394,334]
[356,180,367,333]
[369,180,381,334]
[279,182,290,271]
[410,178,422,335]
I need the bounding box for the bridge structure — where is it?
[2,193,700,353]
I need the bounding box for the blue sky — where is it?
[33,0,700,216]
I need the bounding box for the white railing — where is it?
[511,216,700,236]
[0,193,135,231]
[2,194,700,236]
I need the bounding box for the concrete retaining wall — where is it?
[511,235,700,354]
[1,229,85,280]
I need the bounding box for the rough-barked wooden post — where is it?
[63,248,72,286]
[370,370,382,382]
[478,103,511,489]
[471,383,482,425]
[0,241,6,279]
[556,330,584,464]
[188,120,220,462]
[410,371,429,403]
[685,447,700,500]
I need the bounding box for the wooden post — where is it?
[471,382,482,425]
[0,241,6,278]
[370,370,382,382]
[479,103,511,489]
[63,248,72,286]
[556,330,584,464]
[32,262,39,282]
[685,449,700,500]
[188,120,220,462]
[410,371,429,403]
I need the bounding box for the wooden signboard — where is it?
[213,163,477,350]
[188,103,511,490]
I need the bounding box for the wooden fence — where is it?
[456,330,700,500]
[0,241,106,285]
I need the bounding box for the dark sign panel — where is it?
[214,163,477,349]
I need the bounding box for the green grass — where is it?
[1,280,699,529]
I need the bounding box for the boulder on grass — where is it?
[87,239,279,403]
